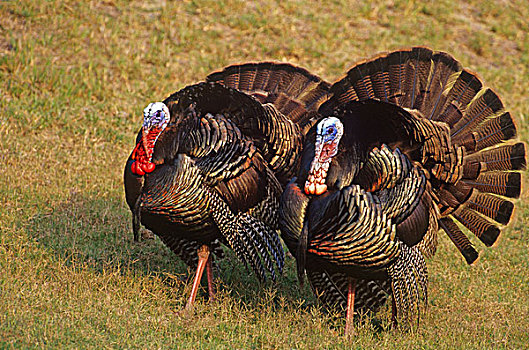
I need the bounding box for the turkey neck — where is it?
[299,136,365,192]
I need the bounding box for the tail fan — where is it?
[326,47,526,264]
[207,62,331,130]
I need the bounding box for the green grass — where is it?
[1,0,528,348]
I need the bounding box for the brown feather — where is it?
[453,207,500,246]
[439,217,478,264]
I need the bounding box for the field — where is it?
[1,0,528,348]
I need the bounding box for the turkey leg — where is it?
[205,253,215,301]
[185,245,210,311]
[345,278,357,334]
[391,293,398,329]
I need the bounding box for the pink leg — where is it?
[185,245,210,311]
[345,278,357,335]
[206,253,215,302]
[391,294,398,329]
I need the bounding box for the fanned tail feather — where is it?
[331,47,525,264]
[462,172,522,198]
[450,89,503,137]
[439,217,478,264]
[432,70,483,125]
[454,112,517,153]
[207,62,331,128]
[463,143,526,173]
[465,192,514,225]
[324,47,463,115]
[452,207,500,246]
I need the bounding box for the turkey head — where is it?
[130,102,170,175]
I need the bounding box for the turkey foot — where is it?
[345,278,357,335]
[185,245,210,311]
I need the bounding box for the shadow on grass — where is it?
[25,192,186,277]
[23,192,318,307]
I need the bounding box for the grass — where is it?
[1,0,528,348]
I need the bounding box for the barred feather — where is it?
[307,270,390,314]
[464,143,526,173]
[207,62,331,127]
[422,51,462,119]
[453,207,500,246]
[463,172,522,198]
[433,70,483,126]
[387,243,428,327]
[450,89,504,138]
[439,217,478,264]
[454,112,517,154]
[465,192,514,225]
[208,175,284,282]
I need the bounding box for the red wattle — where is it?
[143,162,155,173]
[304,180,327,195]
[135,165,145,176]
[304,181,311,195]
[130,129,161,176]
[131,161,145,176]
[131,142,141,161]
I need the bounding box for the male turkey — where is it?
[124,63,330,309]
[279,47,526,330]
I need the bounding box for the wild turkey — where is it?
[279,47,526,330]
[124,63,330,309]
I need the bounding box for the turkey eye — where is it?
[327,127,335,135]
